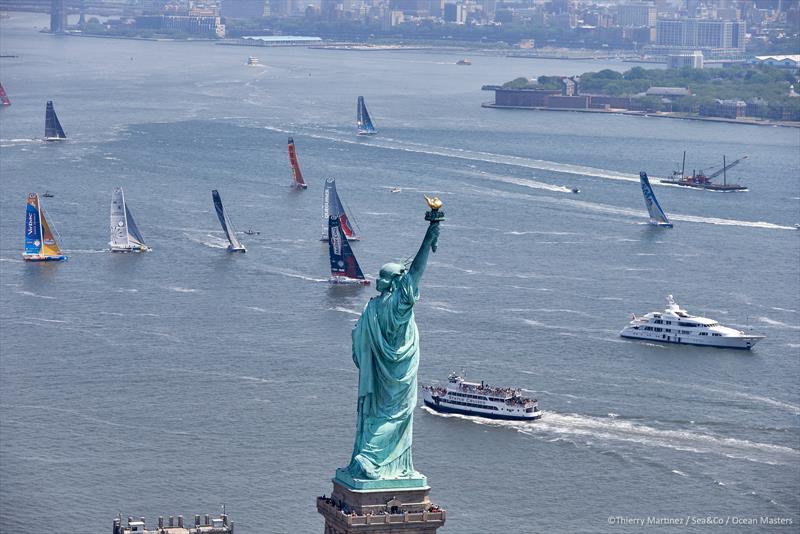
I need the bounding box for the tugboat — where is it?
[620,295,765,349]
[422,372,542,421]
[660,152,748,192]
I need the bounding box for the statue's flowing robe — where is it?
[346,273,420,480]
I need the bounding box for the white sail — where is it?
[212,190,246,252]
[110,187,150,251]
[639,172,672,227]
[110,187,130,249]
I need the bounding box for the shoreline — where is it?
[481,103,800,129]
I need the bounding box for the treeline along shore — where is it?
[484,65,800,127]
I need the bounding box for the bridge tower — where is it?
[50,0,66,33]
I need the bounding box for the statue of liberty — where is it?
[335,197,444,489]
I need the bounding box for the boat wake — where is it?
[16,290,55,299]
[265,125,641,184]
[465,183,795,230]
[169,286,199,293]
[757,316,800,330]
[421,407,798,465]
[330,306,362,316]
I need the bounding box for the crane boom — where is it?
[707,155,748,180]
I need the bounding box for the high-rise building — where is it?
[618,3,656,27]
[221,0,268,18]
[443,2,465,23]
[655,17,745,56]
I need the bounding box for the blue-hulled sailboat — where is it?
[44,101,66,141]
[321,177,360,242]
[356,96,377,136]
[23,193,67,261]
[328,216,369,285]
[640,172,673,228]
[212,190,246,253]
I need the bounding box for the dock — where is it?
[113,513,233,534]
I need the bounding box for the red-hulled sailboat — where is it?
[287,136,307,189]
[0,83,11,106]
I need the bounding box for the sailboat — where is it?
[321,177,360,242]
[44,100,66,141]
[639,172,673,228]
[109,187,151,252]
[212,190,246,253]
[0,83,10,106]
[328,216,369,285]
[356,96,377,136]
[23,193,67,261]
[287,136,308,189]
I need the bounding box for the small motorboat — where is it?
[243,229,260,236]
[391,187,402,194]
[42,191,54,198]
[571,187,580,194]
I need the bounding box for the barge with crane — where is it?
[660,152,749,191]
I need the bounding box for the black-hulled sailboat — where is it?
[287,137,308,189]
[328,216,369,285]
[212,190,246,253]
[321,177,360,242]
[44,101,66,141]
[356,96,377,136]
[639,172,673,228]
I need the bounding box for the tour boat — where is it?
[639,172,672,227]
[23,193,67,261]
[287,136,308,189]
[212,190,246,253]
[0,82,10,106]
[109,187,151,252]
[356,96,377,135]
[246,56,260,66]
[422,372,542,421]
[44,100,66,141]
[328,216,369,285]
[321,177,360,242]
[620,295,765,349]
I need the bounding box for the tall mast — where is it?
[681,150,686,178]
[723,155,727,186]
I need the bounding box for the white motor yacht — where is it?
[620,295,764,350]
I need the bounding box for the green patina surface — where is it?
[336,208,442,491]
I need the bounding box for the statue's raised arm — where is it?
[408,196,444,287]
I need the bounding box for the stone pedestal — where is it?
[317,479,446,533]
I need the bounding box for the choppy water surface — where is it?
[1,13,798,534]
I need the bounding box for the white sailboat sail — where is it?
[110,188,129,249]
[639,172,673,228]
[110,187,150,251]
[212,190,246,252]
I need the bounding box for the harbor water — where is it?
[1,13,798,533]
